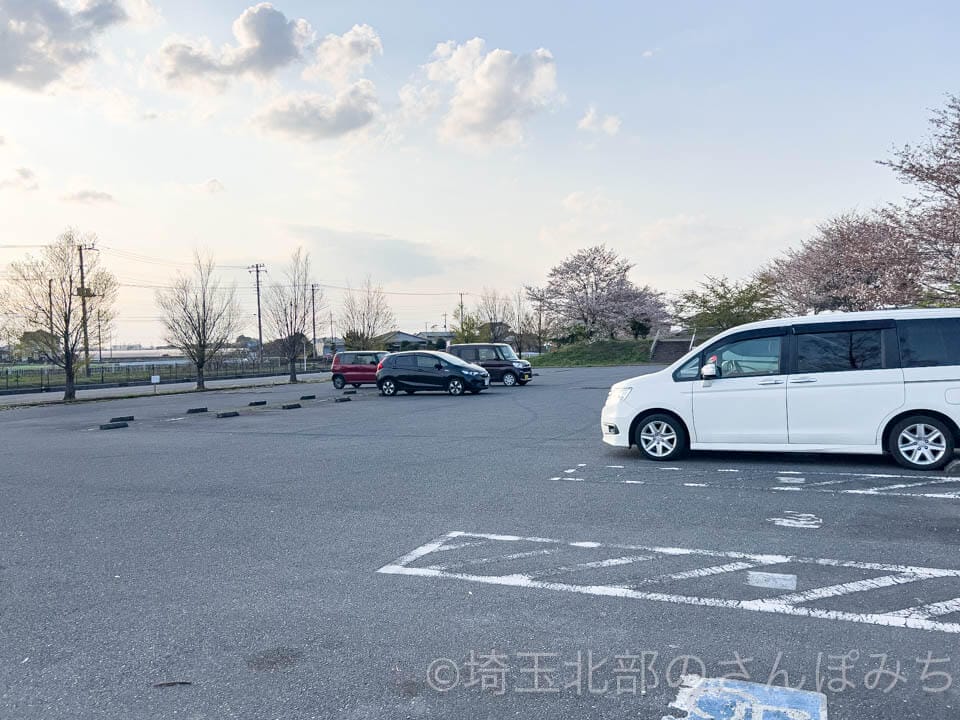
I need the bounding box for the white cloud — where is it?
[0,167,38,190]
[157,2,312,89]
[0,0,129,91]
[256,80,379,141]
[413,38,559,147]
[63,188,115,203]
[577,106,621,136]
[191,178,224,193]
[642,49,655,58]
[304,24,382,86]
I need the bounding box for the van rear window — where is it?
[898,319,960,368]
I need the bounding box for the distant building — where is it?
[0,345,11,363]
[376,331,429,352]
[418,330,454,347]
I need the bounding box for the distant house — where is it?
[0,345,11,363]
[418,330,454,347]
[376,331,429,352]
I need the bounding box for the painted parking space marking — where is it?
[544,463,960,500]
[767,512,822,529]
[747,571,798,591]
[379,531,960,633]
[664,675,827,720]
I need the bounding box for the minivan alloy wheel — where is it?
[502,372,517,386]
[639,420,678,458]
[897,423,947,466]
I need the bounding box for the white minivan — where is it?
[601,309,960,470]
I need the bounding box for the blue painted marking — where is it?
[667,676,827,720]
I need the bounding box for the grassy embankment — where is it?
[529,340,654,367]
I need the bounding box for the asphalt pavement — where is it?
[1,366,959,719]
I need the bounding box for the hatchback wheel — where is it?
[380,379,397,397]
[332,375,345,389]
[447,378,465,396]
[502,372,517,387]
[890,416,954,470]
[635,414,687,462]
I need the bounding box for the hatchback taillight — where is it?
[376,361,384,371]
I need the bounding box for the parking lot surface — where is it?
[2,366,959,719]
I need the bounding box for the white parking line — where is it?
[747,571,798,591]
[767,512,822,529]
[379,531,960,633]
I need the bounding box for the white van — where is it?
[601,309,960,470]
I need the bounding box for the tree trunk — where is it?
[289,358,298,383]
[63,358,76,401]
[196,363,205,391]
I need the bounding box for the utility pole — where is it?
[311,284,318,359]
[96,310,103,363]
[442,312,448,330]
[77,242,97,377]
[248,263,266,366]
[329,311,335,354]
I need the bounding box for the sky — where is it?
[1,0,959,345]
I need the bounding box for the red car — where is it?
[331,351,390,389]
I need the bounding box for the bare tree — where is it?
[265,248,314,382]
[542,245,634,339]
[476,287,512,342]
[524,285,552,354]
[156,252,242,390]
[0,230,116,400]
[340,276,395,350]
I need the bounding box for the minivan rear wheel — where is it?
[502,372,517,387]
[635,414,688,462]
[332,375,345,389]
[889,415,955,470]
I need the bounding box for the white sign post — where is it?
[151,375,160,394]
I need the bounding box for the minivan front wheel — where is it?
[502,372,517,387]
[890,416,954,470]
[635,414,687,462]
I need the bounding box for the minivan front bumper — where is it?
[601,404,632,447]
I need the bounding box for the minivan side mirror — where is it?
[701,363,718,379]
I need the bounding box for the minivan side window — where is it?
[796,330,883,373]
[339,353,355,364]
[708,336,782,378]
[899,319,960,368]
[477,347,499,361]
[675,356,701,381]
[459,347,478,362]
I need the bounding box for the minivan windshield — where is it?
[498,345,519,360]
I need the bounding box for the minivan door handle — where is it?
[789,377,817,384]
[757,379,785,385]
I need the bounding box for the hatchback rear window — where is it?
[898,319,960,368]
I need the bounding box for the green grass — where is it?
[529,339,654,367]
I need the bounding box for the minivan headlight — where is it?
[607,387,632,403]
[512,361,526,368]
